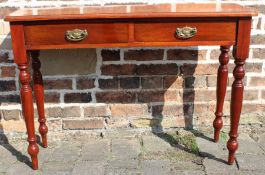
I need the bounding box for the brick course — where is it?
[0,0,265,133]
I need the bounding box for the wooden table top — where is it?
[5,3,257,22]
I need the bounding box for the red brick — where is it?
[0,52,11,63]
[101,64,137,76]
[120,77,140,89]
[228,76,247,86]
[101,49,120,61]
[0,80,16,91]
[44,79,72,90]
[244,90,259,101]
[245,63,263,73]
[98,78,119,89]
[64,92,92,103]
[163,76,183,89]
[262,91,265,100]
[47,119,62,131]
[138,90,181,103]
[180,64,218,76]
[62,118,104,130]
[248,77,265,86]
[76,78,95,89]
[167,49,206,60]
[251,34,265,44]
[252,48,265,59]
[84,105,111,117]
[124,49,164,61]
[141,77,162,89]
[257,17,262,30]
[152,104,183,117]
[44,93,60,103]
[1,109,20,120]
[0,66,16,78]
[108,117,130,128]
[137,64,178,75]
[182,89,216,103]
[206,75,217,87]
[96,91,136,103]
[110,104,149,118]
[242,103,265,114]
[210,49,233,60]
[184,76,207,89]
[45,106,81,118]
[0,95,20,103]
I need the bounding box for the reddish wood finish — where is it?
[134,19,236,43]
[22,19,236,50]
[4,4,257,170]
[4,3,257,22]
[24,22,129,46]
[213,46,230,142]
[227,17,252,165]
[10,23,39,170]
[9,24,28,64]
[31,50,48,148]
[18,63,39,170]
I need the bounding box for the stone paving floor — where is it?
[0,129,265,175]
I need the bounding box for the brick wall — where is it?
[0,0,265,134]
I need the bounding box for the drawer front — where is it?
[134,20,236,42]
[24,23,129,46]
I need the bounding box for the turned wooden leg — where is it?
[227,59,245,165]
[226,17,251,165]
[31,51,48,148]
[18,63,39,170]
[213,46,230,142]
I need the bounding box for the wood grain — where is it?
[134,19,236,42]
[4,3,257,22]
[24,22,129,46]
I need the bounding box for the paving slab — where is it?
[196,137,227,158]
[72,161,105,175]
[49,143,81,162]
[111,138,141,160]
[140,160,171,175]
[142,135,173,154]
[239,171,265,175]
[258,133,265,152]
[105,159,139,175]
[42,170,72,175]
[237,133,264,154]
[5,162,41,175]
[170,170,206,175]
[237,154,265,171]
[81,139,109,161]
[203,156,238,175]
[170,161,204,172]
[42,160,75,172]
[0,145,24,164]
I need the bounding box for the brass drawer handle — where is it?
[176,27,197,39]
[65,29,88,42]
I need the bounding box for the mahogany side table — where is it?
[4,3,257,170]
